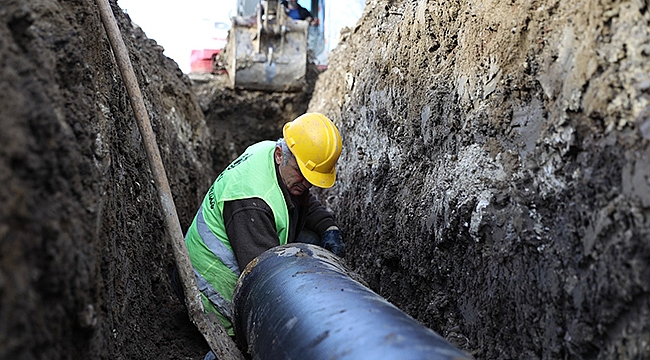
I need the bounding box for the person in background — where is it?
[178,113,345,344]
[282,0,314,24]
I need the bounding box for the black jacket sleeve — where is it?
[298,7,312,20]
[302,192,337,235]
[224,179,338,270]
[223,198,278,270]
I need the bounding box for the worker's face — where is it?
[275,146,312,196]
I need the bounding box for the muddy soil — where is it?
[311,1,650,359]
[1,0,649,359]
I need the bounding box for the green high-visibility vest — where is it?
[185,141,289,335]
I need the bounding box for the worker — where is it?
[282,0,314,23]
[181,113,345,341]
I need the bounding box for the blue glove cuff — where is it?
[321,229,346,258]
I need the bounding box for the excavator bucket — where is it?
[225,0,309,92]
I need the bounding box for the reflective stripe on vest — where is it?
[194,268,233,321]
[196,205,241,276]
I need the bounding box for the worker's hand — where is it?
[322,229,346,258]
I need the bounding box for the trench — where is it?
[1,0,649,359]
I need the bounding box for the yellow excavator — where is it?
[223,0,324,92]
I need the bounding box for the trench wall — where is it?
[310,0,650,358]
[0,0,216,358]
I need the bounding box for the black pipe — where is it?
[233,243,473,360]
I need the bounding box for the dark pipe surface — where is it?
[233,243,473,360]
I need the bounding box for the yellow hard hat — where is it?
[283,113,342,188]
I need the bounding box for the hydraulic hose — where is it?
[233,243,474,360]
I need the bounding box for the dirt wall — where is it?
[0,0,215,358]
[310,0,650,359]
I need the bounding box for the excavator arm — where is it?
[224,0,309,92]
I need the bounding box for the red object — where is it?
[190,49,221,73]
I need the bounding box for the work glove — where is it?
[321,229,346,258]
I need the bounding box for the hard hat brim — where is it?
[296,160,336,188]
